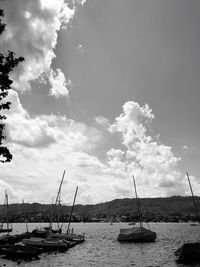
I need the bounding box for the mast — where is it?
[5,190,10,235]
[57,195,61,229]
[22,200,29,233]
[186,172,200,223]
[67,186,78,234]
[132,176,142,228]
[49,170,66,228]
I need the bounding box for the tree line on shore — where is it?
[0,195,199,223]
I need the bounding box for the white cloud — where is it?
[3,90,60,148]
[47,69,71,97]
[0,0,74,97]
[0,1,193,204]
[107,101,184,197]
[107,148,125,161]
[75,0,87,5]
[95,116,110,128]
[109,101,154,147]
[1,97,191,202]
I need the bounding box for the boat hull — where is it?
[117,233,156,242]
[1,245,42,259]
[23,238,70,252]
[175,243,200,262]
[49,233,85,244]
[0,229,12,233]
[117,226,156,242]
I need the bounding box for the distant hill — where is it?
[73,196,199,218]
[1,196,199,220]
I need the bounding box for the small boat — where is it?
[0,225,12,233]
[0,244,13,254]
[175,243,200,262]
[190,223,198,226]
[0,232,31,246]
[48,232,85,244]
[117,176,156,242]
[128,222,136,225]
[0,190,12,233]
[52,186,85,245]
[1,244,42,259]
[175,172,200,262]
[31,170,65,239]
[23,237,70,251]
[31,226,61,238]
[117,226,156,242]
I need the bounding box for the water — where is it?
[0,222,200,267]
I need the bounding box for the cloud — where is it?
[3,90,102,153]
[107,148,125,161]
[0,0,74,97]
[3,90,59,148]
[95,116,110,128]
[109,101,154,147]
[46,69,72,98]
[0,0,192,203]
[75,0,86,5]
[107,101,183,197]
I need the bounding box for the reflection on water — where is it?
[0,222,200,267]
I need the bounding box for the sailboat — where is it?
[117,176,156,242]
[31,170,66,238]
[175,172,200,262]
[49,186,85,244]
[0,190,12,233]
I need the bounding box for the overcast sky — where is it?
[0,0,200,204]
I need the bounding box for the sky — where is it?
[0,0,200,205]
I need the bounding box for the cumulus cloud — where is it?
[107,101,183,197]
[2,90,102,154]
[3,90,59,148]
[109,101,154,147]
[47,69,72,98]
[0,0,74,97]
[0,0,191,203]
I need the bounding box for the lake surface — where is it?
[0,222,200,267]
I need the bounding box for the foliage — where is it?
[0,9,24,162]
[1,196,200,223]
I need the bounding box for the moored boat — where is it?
[117,176,157,242]
[175,242,200,262]
[175,172,200,262]
[23,237,70,251]
[48,232,85,244]
[0,232,30,245]
[128,222,136,225]
[117,226,156,242]
[1,244,42,259]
